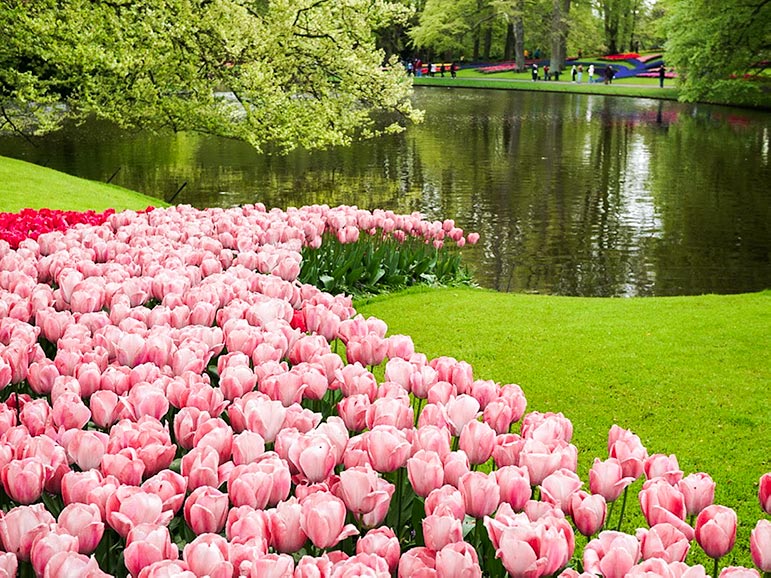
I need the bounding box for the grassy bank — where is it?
[357,286,770,567]
[414,75,681,100]
[0,155,165,213]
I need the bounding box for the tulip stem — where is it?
[615,486,628,532]
[396,466,404,539]
[712,557,718,578]
[605,499,616,531]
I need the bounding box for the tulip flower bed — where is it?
[0,208,125,250]
[0,203,769,578]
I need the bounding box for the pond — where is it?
[1,88,769,296]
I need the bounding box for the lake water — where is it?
[1,88,769,296]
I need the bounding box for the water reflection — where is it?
[1,88,769,296]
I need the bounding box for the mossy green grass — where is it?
[357,286,770,567]
[0,155,165,213]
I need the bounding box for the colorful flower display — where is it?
[0,203,767,577]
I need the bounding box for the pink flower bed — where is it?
[601,53,641,61]
[0,204,768,577]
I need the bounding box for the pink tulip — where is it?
[300,491,359,549]
[142,469,188,515]
[183,533,234,578]
[0,504,56,561]
[294,555,335,578]
[101,447,146,486]
[228,456,291,510]
[644,453,683,485]
[43,551,111,578]
[434,542,481,578]
[184,486,229,535]
[760,473,771,515]
[356,527,401,573]
[608,425,648,480]
[398,547,436,577]
[695,505,737,560]
[584,531,641,578]
[232,430,266,466]
[408,450,445,497]
[287,432,338,483]
[181,445,221,490]
[268,497,307,554]
[637,522,691,563]
[0,553,17,578]
[444,394,480,437]
[493,433,524,468]
[678,473,716,517]
[519,439,563,486]
[639,477,694,540]
[589,457,635,502]
[442,450,471,488]
[751,519,771,572]
[541,468,583,512]
[1,457,46,504]
[125,523,180,578]
[458,420,496,465]
[226,506,270,549]
[105,485,174,538]
[496,466,531,512]
[337,463,395,525]
[57,503,104,554]
[719,569,761,578]
[65,429,110,471]
[521,411,573,445]
[249,553,295,577]
[31,527,80,577]
[569,491,607,537]
[364,425,412,473]
[337,394,371,432]
[425,485,466,520]
[423,514,463,552]
[458,471,500,518]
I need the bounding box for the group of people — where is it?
[405,59,457,78]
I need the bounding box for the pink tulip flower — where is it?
[442,450,471,488]
[184,486,229,535]
[719,568,761,578]
[695,505,738,560]
[589,457,636,503]
[408,450,445,497]
[0,503,56,561]
[31,527,80,577]
[751,519,771,572]
[425,485,466,520]
[398,547,436,577]
[637,522,691,563]
[569,491,607,537]
[584,531,641,578]
[458,419,496,465]
[43,550,111,578]
[644,453,683,485]
[105,485,174,538]
[0,553,17,578]
[1,457,46,504]
[300,491,359,549]
[249,553,296,577]
[444,394,480,437]
[639,477,694,540]
[142,469,188,515]
[356,527,401,573]
[57,503,105,554]
[678,472,716,517]
[434,542,481,578]
[182,533,234,578]
[541,468,583,512]
[760,473,771,515]
[364,425,412,473]
[337,463,395,525]
[459,471,500,518]
[269,497,307,554]
[124,523,180,578]
[226,506,270,550]
[608,425,648,480]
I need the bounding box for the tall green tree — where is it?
[664,0,770,103]
[0,0,421,152]
[600,0,642,53]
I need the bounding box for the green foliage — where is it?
[299,233,471,296]
[664,0,771,104]
[0,0,422,153]
[357,286,771,568]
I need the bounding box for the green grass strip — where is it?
[0,155,166,213]
[357,286,770,567]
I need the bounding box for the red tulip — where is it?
[695,505,738,560]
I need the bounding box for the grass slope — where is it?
[0,155,165,213]
[357,286,771,567]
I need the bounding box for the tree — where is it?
[550,0,571,72]
[0,0,422,153]
[664,0,771,103]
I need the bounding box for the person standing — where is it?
[532,62,539,81]
[577,64,583,83]
[658,65,666,88]
[571,64,577,82]
[588,64,595,83]
[450,62,457,79]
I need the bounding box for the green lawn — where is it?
[0,155,165,213]
[357,286,770,568]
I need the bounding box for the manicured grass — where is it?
[0,155,165,213]
[357,286,771,567]
[414,75,681,101]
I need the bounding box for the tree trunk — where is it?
[483,26,493,60]
[551,0,571,72]
[504,23,515,61]
[604,1,619,55]
[514,3,525,71]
